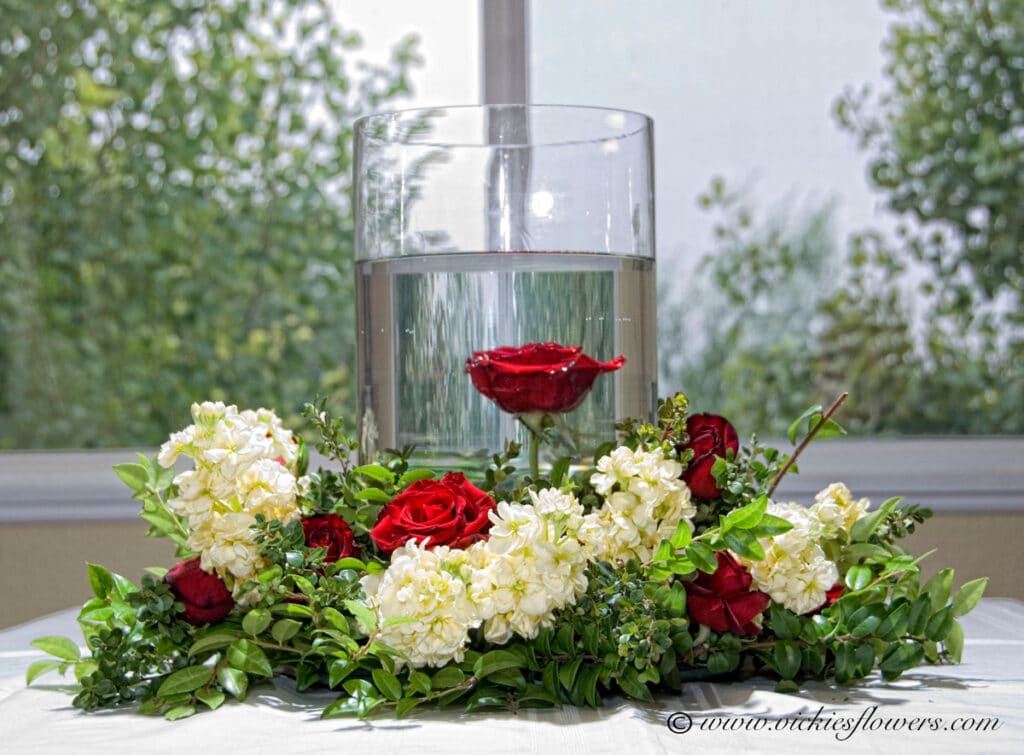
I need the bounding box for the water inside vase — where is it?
[355,251,656,472]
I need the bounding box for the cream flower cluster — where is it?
[361,487,591,668]
[580,446,696,564]
[472,488,590,644]
[810,482,870,537]
[359,542,478,668]
[158,402,304,600]
[739,484,869,615]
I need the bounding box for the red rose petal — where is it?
[370,472,496,555]
[466,342,625,415]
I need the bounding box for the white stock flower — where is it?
[580,446,695,564]
[364,487,594,659]
[475,488,589,642]
[739,501,840,615]
[158,403,302,601]
[811,482,870,536]
[361,541,479,668]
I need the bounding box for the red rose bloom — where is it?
[466,342,625,415]
[370,472,496,554]
[677,413,739,500]
[684,551,770,635]
[164,557,234,626]
[302,514,359,563]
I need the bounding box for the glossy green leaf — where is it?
[271,619,303,644]
[952,577,987,617]
[944,620,965,662]
[371,669,403,701]
[850,497,901,543]
[226,639,273,677]
[158,665,213,697]
[25,659,63,685]
[343,599,377,634]
[354,487,392,503]
[217,666,248,700]
[669,519,692,549]
[845,565,873,592]
[165,705,197,721]
[686,541,718,573]
[31,636,80,661]
[923,568,954,613]
[430,666,466,689]
[773,640,802,680]
[188,632,242,657]
[879,642,924,680]
[473,649,522,680]
[721,496,766,532]
[926,605,954,642]
[195,688,226,711]
[352,465,394,483]
[242,608,272,636]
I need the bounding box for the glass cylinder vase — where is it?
[353,104,656,472]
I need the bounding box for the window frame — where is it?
[0,1,1020,523]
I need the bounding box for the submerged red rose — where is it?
[164,557,234,626]
[677,413,739,500]
[466,342,625,415]
[370,472,496,554]
[684,551,770,635]
[302,514,359,563]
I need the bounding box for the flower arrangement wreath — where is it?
[26,345,987,721]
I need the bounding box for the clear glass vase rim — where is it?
[354,103,653,149]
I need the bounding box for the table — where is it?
[1,600,1021,754]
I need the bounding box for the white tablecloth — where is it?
[1,600,1021,754]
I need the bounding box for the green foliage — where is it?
[661,0,1023,435]
[0,0,421,449]
[829,0,1023,431]
[26,399,987,720]
[660,180,839,435]
[836,0,1024,302]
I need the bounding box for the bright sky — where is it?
[330,0,480,107]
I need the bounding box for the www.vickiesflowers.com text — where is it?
[666,705,1002,741]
